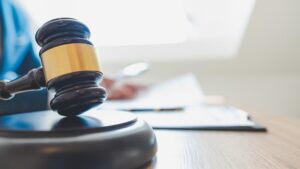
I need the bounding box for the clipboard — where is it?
[135,106,267,132]
[103,74,266,132]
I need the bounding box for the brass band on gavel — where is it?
[41,43,101,82]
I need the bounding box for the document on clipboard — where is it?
[136,106,266,131]
[101,74,266,131]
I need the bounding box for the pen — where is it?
[120,107,184,112]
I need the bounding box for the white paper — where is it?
[137,106,256,128]
[102,73,205,110]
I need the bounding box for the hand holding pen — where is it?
[101,62,149,100]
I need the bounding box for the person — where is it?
[0,0,142,114]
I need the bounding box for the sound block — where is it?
[0,109,157,169]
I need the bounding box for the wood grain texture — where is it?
[141,113,300,169]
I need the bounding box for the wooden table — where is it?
[141,113,300,169]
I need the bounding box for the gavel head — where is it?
[35,18,107,116]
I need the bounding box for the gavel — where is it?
[0,18,107,116]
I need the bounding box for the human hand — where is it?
[101,77,146,100]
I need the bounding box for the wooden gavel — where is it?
[0,18,107,116]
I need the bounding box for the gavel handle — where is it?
[0,68,46,100]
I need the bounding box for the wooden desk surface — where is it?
[142,113,300,169]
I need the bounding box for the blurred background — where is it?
[17,0,300,117]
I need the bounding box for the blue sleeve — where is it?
[0,0,48,113]
[0,0,41,80]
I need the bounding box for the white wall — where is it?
[103,0,300,117]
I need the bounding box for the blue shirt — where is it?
[0,0,40,79]
[0,0,48,114]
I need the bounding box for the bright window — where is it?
[17,0,255,61]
